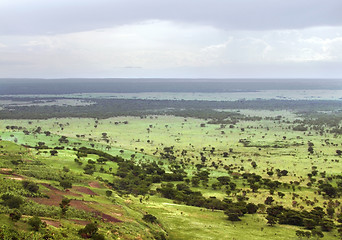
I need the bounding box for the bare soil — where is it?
[72,186,98,195]
[31,184,122,223]
[88,181,103,188]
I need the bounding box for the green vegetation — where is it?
[0,94,342,239]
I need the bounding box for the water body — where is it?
[67,89,342,101]
[0,79,341,103]
[3,90,342,102]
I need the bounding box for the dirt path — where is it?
[88,181,103,188]
[42,219,61,228]
[0,168,26,181]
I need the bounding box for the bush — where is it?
[246,203,258,214]
[9,209,22,222]
[142,214,158,223]
[153,231,167,240]
[60,180,72,190]
[84,164,96,175]
[22,181,39,193]
[293,125,307,131]
[92,233,106,240]
[227,213,241,221]
[105,190,112,197]
[1,194,24,209]
[78,222,99,238]
[28,216,43,231]
[50,150,58,156]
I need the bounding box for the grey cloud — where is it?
[0,60,32,66]
[1,0,342,35]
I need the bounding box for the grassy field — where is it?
[0,110,341,239]
[1,113,341,177]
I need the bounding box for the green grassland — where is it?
[0,109,341,239]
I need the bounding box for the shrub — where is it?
[78,222,99,238]
[28,216,43,231]
[84,164,96,175]
[1,194,24,209]
[105,190,112,197]
[60,180,72,190]
[59,198,71,216]
[22,181,39,193]
[142,214,158,223]
[9,209,22,222]
[246,203,258,214]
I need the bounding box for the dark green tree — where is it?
[78,222,101,239]
[266,215,277,226]
[60,180,72,190]
[246,203,258,214]
[143,214,158,223]
[320,219,334,232]
[59,198,71,217]
[105,190,113,197]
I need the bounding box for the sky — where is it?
[0,0,342,78]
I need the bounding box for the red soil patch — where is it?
[72,186,98,196]
[69,200,121,222]
[31,192,62,206]
[41,183,82,197]
[70,200,96,212]
[0,169,26,181]
[40,183,59,191]
[43,219,61,228]
[31,183,122,223]
[9,173,26,181]
[31,183,82,206]
[97,212,121,223]
[88,181,103,188]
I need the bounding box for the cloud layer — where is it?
[1,0,342,35]
[0,0,341,78]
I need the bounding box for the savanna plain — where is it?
[0,80,342,240]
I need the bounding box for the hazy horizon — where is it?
[1,78,342,95]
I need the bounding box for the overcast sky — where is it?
[0,0,342,78]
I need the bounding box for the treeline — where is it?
[266,205,337,234]
[77,147,124,163]
[295,112,342,129]
[1,97,342,119]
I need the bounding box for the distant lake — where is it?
[63,89,342,101]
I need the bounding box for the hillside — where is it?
[0,109,341,239]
